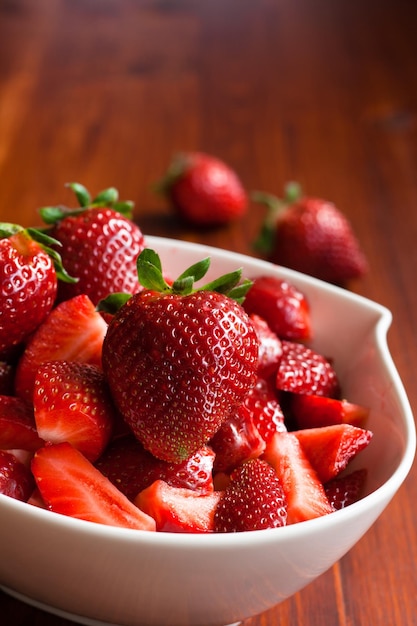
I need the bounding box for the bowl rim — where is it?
[0,236,415,547]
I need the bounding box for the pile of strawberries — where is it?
[0,181,373,533]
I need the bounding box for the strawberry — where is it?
[294,424,373,483]
[135,480,222,533]
[155,152,248,226]
[40,183,146,305]
[263,432,333,524]
[101,249,259,463]
[0,224,63,358]
[14,294,107,403]
[253,184,368,285]
[243,276,311,341]
[249,314,283,378]
[325,468,368,511]
[33,361,115,462]
[243,377,286,443]
[0,361,15,395]
[31,442,156,530]
[214,458,288,532]
[96,436,215,500]
[209,403,266,473]
[290,394,370,429]
[0,395,44,451]
[276,340,340,397]
[0,449,35,501]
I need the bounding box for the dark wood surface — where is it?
[1,0,417,624]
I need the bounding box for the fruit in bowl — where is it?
[0,235,415,626]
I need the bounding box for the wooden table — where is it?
[1,0,416,624]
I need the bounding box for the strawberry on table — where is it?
[253,184,368,285]
[0,223,69,359]
[155,151,248,226]
[135,480,222,533]
[0,449,35,502]
[243,276,311,341]
[32,442,156,530]
[101,249,259,463]
[214,458,288,532]
[33,361,115,463]
[40,182,146,305]
[14,294,108,403]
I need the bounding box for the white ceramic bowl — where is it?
[0,236,415,626]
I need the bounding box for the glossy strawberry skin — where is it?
[165,152,248,226]
[271,198,368,285]
[249,314,283,378]
[214,458,288,532]
[243,377,286,443]
[325,468,368,511]
[290,394,370,429]
[49,207,146,305]
[102,289,259,463]
[243,276,311,341]
[0,449,35,501]
[0,395,44,451]
[0,231,57,358]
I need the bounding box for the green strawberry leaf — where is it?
[91,187,119,206]
[252,183,302,255]
[66,182,91,207]
[97,292,132,315]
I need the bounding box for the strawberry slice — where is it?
[263,432,333,524]
[15,294,107,403]
[0,395,44,451]
[0,449,35,501]
[33,361,115,462]
[96,436,215,500]
[210,403,266,473]
[294,424,373,483]
[135,480,221,533]
[290,393,370,429]
[325,468,368,511]
[243,276,311,341]
[214,458,287,532]
[276,340,340,397]
[31,442,156,530]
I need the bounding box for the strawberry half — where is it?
[294,424,373,483]
[135,480,222,533]
[14,294,107,403]
[264,432,333,524]
[254,185,368,285]
[155,151,248,226]
[101,249,259,463]
[290,394,370,429]
[40,183,146,305]
[0,449,35,501]
[243,276,311,341]
[33,361,115,462]
[32,442,156,530]
[214,458,288,532]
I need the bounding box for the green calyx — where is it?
[0,222,76,284]
[152,153,189,195]
[97,248,252,315]
[252,181,302,255]
[39,182,135,225]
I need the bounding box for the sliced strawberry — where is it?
[276,340,340,397]
[0,395,44,451]
[243,276,311,341]
[290,393,370,429]
[249,314,283,378]
[31,442,156,530]
[324,468,368,511]
[294,424,373,483]
[209,403,265,473]
[263,432,332,524]
[15,294,108,403]
[96,436,215,500]
[33,361,115,463]
[0,449,35,501]
[135,480,221,533]
[243,377,287,443]
[214,458,287,532]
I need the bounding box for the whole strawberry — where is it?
[254,184,368,285]
[40,183,146,305]
[101,249,259,463]
[155,152,248,226]
[0,223,66,358]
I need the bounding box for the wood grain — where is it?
[1,0,417,624]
